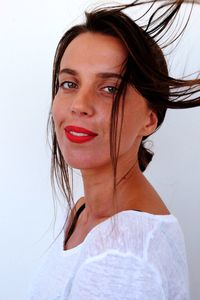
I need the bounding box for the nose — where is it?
[70,88,95,117]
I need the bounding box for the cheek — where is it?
[119,104,147,146]
[51,97,68,152]
[51,97,59,123]
[51,96,65,129]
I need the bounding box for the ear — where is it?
[140,110,158,137]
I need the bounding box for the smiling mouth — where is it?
[64,126,98,144]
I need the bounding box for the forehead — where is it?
[60,32,127,73]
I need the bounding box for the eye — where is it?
[103,86,119,95]
[59,81,77,89]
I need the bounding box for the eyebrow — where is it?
[59,68,123,79]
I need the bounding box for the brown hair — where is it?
[47,1,200,212]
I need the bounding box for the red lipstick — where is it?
[64,126,98,144]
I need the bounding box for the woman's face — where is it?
[52,32,157,170]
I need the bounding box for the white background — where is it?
[0,1,199,299]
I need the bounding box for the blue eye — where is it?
[60,81,77,89]
[103,86,119,94]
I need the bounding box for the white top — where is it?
[27,210,190,300]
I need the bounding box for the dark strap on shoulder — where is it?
[65,203,86,244]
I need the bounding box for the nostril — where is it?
[70,102,94,117]
[72,110,88,116]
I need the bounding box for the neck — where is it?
[80,157,144,225]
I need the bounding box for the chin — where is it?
[60,144,109,169]
[64,155,110,171]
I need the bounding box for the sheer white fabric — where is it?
[27,211,190,300]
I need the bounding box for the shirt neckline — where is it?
[61,208,176,256]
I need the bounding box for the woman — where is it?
[29,1,200,299]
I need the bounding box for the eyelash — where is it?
[59,81,119,95]
[59,81,77,89]
[102,86,119,95]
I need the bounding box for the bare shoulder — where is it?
[142,178,170,215]
[131,174,170,215]
[74,197,85,211]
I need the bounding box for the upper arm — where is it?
[68,251,165,300]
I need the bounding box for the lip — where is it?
[64,125,98,144]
